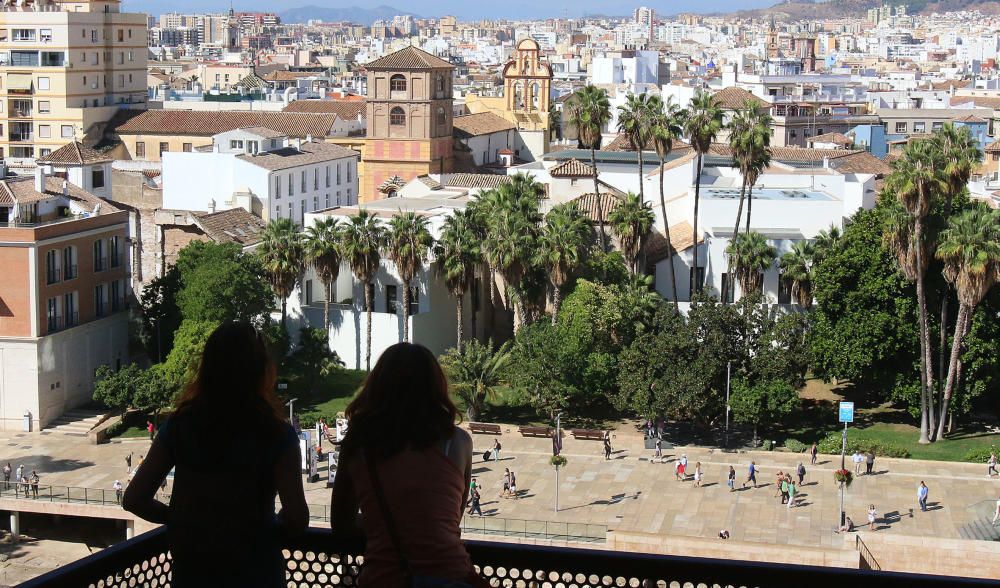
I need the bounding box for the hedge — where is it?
[816,430,910,458]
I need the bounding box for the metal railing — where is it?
[19,527,995,588]
[856,535,881,571]
[460,516,606,543]
[0,483,122,506]
[45,267,60,285]
[94,256,107,272]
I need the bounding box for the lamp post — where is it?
[555,412,562,513]
[285,395,297,423]
[725,361,731,449]
[838,402,854,528]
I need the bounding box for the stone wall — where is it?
[856,532,1000,579]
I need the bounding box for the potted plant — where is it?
[833,468,853,487]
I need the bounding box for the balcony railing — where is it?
[46,311,77,333]
[94,256,107,272]
[45,267,60,285]
[18,527,993,588]
[9,133,33,142]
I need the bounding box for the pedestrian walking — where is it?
[676,455,688,480]
[774,471,784,497]
[125,452,132,472]
[470,477,479,495]
[491,438,501,462]
[727,466,736,491]
[603,435,612,460]
[779,476,789,504]
[852,451,863,475]
[508,470,517,500]
[988,452,998,478]
[810,442,818,465]
[743,461,757,489]
[14,464,23,496]
[693,462,702,487]
[787,479,796,508]
[501,468,510,498]
[865,451,875,476]
[797,462,806,486]
[114,480,124,505]
[19,476,28,498]
[868,504,878,531]
[653,438,662,462]
[2,463,9,490]
[147,420,155,441]
[993,495,999,526]
[468,488,482,517]
[30,471,38,499]
[917,481,929,512]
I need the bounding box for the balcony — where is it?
[18,527,987,588]
[94,256,107,272]
[9,133,33,142]
[46,312,79,333]
[45,267,60,285]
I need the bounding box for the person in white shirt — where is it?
[113,480,124,504]
[852,451,864,475]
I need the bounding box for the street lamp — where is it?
[838,402,854,528]
[285,395,297,423]
[554,412,562,513]
[725,361,731,449]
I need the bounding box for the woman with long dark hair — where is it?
[124,322,308,587]
[331,342,487,587]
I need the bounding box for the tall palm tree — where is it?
[934,205,999,440]
[779,240,815,309]
[684,90,725,298]
[435,209,481,352]
[725,231,777,299]
[341,209,385,371]
[303,217,341,330]
[617,92,653,201]
[609,192,656,275]
[258,217,305,330]
[885,141,948,443]
[812,224,842,266]
[727,99,773,238]
[648,95,685,308]
[567,85,611,252]
[385,211,433,343]
[535,203,590,324]
[440,339,512,422]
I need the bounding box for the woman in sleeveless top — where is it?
[331,343,488,588]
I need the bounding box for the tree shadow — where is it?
[6,455,95,475]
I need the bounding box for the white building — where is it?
[161,127,360,225]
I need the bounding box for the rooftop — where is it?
[453,113,517,138]
[283,99,367,120]
[114,110,338,138]
[236,140,359,171]
[702,187,834,202]
[190,208,267,246]
[366,46,454,70]
[37,142,113,166]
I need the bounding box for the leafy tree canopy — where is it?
[175,241,274,325]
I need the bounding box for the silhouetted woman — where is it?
[331,342,487,587]
[124,322,308,587]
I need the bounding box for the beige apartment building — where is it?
[0,0,147,163]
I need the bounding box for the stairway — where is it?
[958,519,1000,542]
[43,409,106,437]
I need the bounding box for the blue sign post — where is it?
[839,402,855,423]
[837,401,854,528]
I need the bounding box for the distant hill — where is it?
[279,5,420,25]
[730,0,1000,19]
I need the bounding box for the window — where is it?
[390,107,406,126]
[347,164,352,183]
[247,141,258,154]
[275,175,281,198]
[38,125,51,138]
[46,297,59,332]
[135,141,145,158]
[301,171,306,192]
[386,285,398,314]
[41,52,64,67]
[325,166,331,187]
[61,125,74,138]
[932,121,943,132]
[720,273,735,304]
[46,250,60,284]
[314,169,319,190]
[778,276,793,304]
[62,246,77,279]
[895,122,907,133]
[183,143,192,152]
[111,280,122,311]
[305,280,313,305]
[109,235,120,266]
[336,164,341,184]
[159,142,168,156]
[789,129,797,140]
[230,139,244,149]
[63,292,78,327]
[436,107,445,126]
[914,121,926,133]
[389,74,407,93]
[288,201,294,218]
[38,100,50,113]
[91,30,97,42]
[94,240,106,272]
[40,29,52,42]
[325,194,330,208]
[689,267,705,294]
[274,206,280,219]
[12,29,36,42]
[313,196,318,210]
[288,173,293,196]
[11,51,39,67]
[118,29,124,42]
[95,284,106,317]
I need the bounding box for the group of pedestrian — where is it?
[777,472,798,507]
[3,463,39,498]
[501,468,518,499]
[851,450,876,476]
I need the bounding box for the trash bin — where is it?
[22,411,31,432]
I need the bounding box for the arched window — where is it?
[436,107,445,126]
[390,74,407,92]
[390,106,406,126]
[437,75,445,94]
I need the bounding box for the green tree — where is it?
[385,211,434,342]
[258,218,306,329]
[159,319,219,394]
[684,90,724,297]
[175,242,274,324]
[726,231,777,299]
[566,85,611,252]
[812,224,842,266]
[616,92,653,201]
[779,240,815,309]
[608,192,655,275]
[341,209,385,371]
[304,217,342,330]
[647,94,685,307]
[729,378,799,445]
[136,364,177,424]
[536,203,590,323]
[139,267,181,361]
[440,339,511,421]
[727,99,773,239]
[93,364,148,412]
[934,205,1000,438]
[435,209,481,352]
[289,327,344,393]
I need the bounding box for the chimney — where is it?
[62,179,68,197]
[34,165,47,194]
[295,138,302,150]
[822,156,830,169]
[208,198,216,213]
[306,133,313,143]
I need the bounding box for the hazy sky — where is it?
[128,0,778,20]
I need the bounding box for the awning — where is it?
[7,75,32,91]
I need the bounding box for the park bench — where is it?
[571,429,605,440]
[518,425,553,437]
[468,422,502,435]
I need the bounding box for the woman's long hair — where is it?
[341,343,458,459]
[174,322,284,433]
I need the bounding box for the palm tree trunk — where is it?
[937,293,949,420]
[402,279,411,343]
[281,298,287,330]
[691,152,703,299]
[592,146,606,253]
[658,155,679,313]
[936,303,970,441]
[470,278,478,344]
[365,283,373,372]
[323,280,331,329]
[914,218,935,443]
[551,283,561,325]
[745,182,755,234]
[728,173,749,304]
[456,294,464,354]
[636,147,644,202]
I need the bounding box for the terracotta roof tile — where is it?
[549,158,596,178]
[806,132,854,146]
[236,140,359,171]
[37,141,113,165]
[439,173,512,189]
[453,113,516,138]
[950,96,1000,109]
[712,86,760,110]
[114,111,337,138]
[570,192,623,223]
[1,176,117,213]
[827,151,892,176]
[191,208,267,246]
[262,70,317,82]
[366,46,454,70]
[283,99,367,120]
[238,126,287,139]
[953,114,988,123]
[985,139,1000,153]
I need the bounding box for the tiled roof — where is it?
[0,176,117,213]
[366,46,454,70]
[37,141,113,165]
[283,99,367,120]
[984,140,1000,153]
[953,114,988,123]
[643,221,703,264]
[236,140,359,171]
[114,111,337,138]
[712,86,759,110]
[549,158,596,178]
[234,73,268,90]
[807,132,854,146]
[950,96,1000,109]
[191,208,266,246]
[262,70,317,82]
[0,190,13,206]
[453,113,516,138]
[827,151,892,176]
[238,126,287,139]
[439,173,512,189]
[604,133,656,152]
[647,150,698,176]
[930,79,971,90]
[570,192,623,223]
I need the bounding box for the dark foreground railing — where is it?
[19,526,995,588]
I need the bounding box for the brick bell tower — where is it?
[362,46,455,202]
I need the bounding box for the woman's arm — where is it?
[275,441,309,535]
[447,428,473,519]
[122,438,173,524]
[330,451,364,540]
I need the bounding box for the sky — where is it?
[128,0,779,20]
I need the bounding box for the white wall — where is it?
[0,339,40,432]
[162,151,238,212]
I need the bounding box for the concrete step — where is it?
[43,409,107,435]
[958,519,1000,542]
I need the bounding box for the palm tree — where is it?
[934,205,999,439]
[648,95,685,308]
[609,192,655,275]
[779,240,815,309]
[684,90,725,297]
[548,100,562,142]
[440,339,512,422]
[617,92,653,201]
[725,231,777,299]
[885,141,948,443]
[567,85,611,252]
[303,217,341,330]
[341,209,385,371]
[258,217,305,330]
[536,203,590,324]
[435,209,481,352]
[727,99,773,238]
[812,224,842,266]
[385,211,434,343]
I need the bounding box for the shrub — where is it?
[550,455,568,468]
[816,430,910,458]
[963,445,999,464]
[784,439,808,453]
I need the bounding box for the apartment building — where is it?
[0,0,147,162]
[0,166,128,431]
